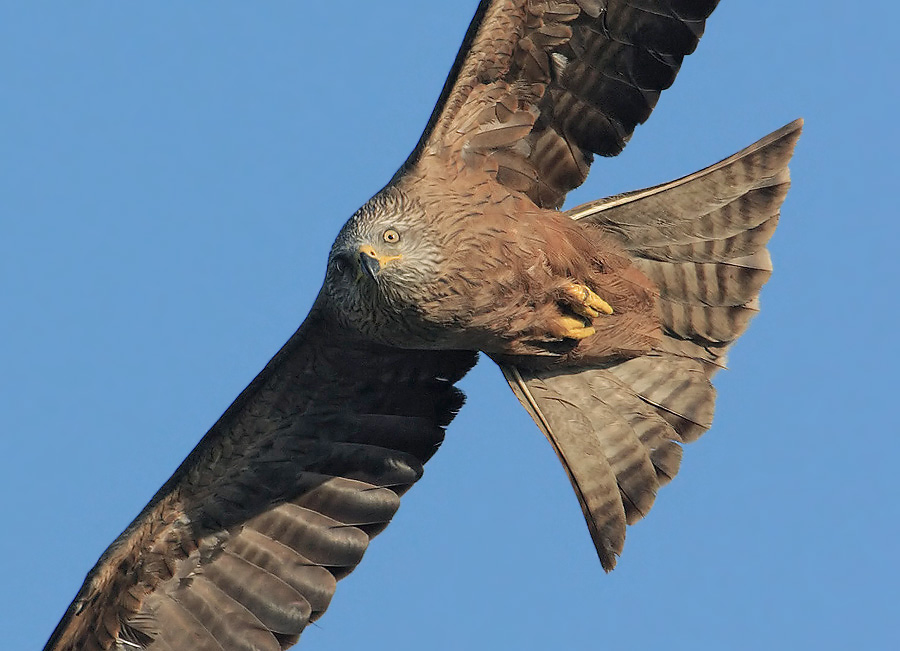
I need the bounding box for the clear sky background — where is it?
[2,2,898,650]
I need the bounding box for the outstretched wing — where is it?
[501,120,802,570]
[44,302,476,651]
[396,0,721,208]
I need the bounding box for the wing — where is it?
[500,120,802,570]
[44,299,477,651]
[395,0,721,208]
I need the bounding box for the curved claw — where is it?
[551,315,596,340]
[562,282,613,318]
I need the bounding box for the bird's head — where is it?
[323,189,444,339]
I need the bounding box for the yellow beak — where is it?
[358,245,402,280]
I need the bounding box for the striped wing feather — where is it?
[501,120,801,569]
[44,310,476,651]
[400,0,721,208]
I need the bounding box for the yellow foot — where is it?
[550,315,596,340]
[562,281,613,318]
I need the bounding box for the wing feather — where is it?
[227,528,337,616]
[139,594,224,651]
[43,308,477,651]
[397,0,721,208]
[199,552,311,635]
[169,575,281,651]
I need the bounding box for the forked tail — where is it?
[501,120,802,569]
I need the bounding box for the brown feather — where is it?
[199,552,311,635]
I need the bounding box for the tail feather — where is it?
[500,119,802,569]
[658,294,762,343]
[568,120,800,245]
[580,369,684,501]
[636,249,772,306]
[503,366,629,570]
[606,354,715,443]
[636,211,780,263]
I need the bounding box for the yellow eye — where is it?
[383,228,400,243]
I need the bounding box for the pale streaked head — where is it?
[323,188,445,343]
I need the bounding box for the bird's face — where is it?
[323,190,444,341]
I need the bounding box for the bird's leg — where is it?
[561,281,614,318]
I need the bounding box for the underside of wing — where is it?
[500,121,801,569]
[396,0,721,208]
[44,307,477,651]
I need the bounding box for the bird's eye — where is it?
[383,228,400,244]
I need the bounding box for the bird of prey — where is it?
[45,2,801,650]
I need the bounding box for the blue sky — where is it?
[2,2,898,650]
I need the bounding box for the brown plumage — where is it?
[44,2,801,650]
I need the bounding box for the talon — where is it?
[551,315,596,340]
[562,281,613,317]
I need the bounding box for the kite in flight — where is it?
[45,1,801,649]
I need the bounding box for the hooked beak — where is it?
[357,245,401,280]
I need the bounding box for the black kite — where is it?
[45,1,800,649]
